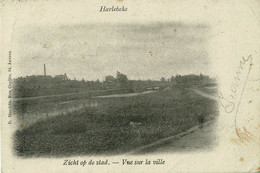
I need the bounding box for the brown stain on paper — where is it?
[20,123,25,129]
[248,116,255,122]
[231,127,256,145]
[239,157,244,162]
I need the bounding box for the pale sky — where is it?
[13,22,210,81]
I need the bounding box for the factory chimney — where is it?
[44,64,46,76]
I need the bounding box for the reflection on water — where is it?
[13,98,98,128]
[13,90,156,128]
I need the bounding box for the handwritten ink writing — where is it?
[219,55,252,113]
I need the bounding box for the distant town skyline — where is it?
[12,22,211,81]
[15,63,212,82]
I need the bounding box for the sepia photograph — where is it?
[11,22,218,157]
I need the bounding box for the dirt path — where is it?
[190,88,218,101]
[127,87,218,154]
[151,120,217,153]
[92,91,156,98]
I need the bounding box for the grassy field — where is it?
[14,87,218,157]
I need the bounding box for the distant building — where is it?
[153,86,160,90]
[54,73,68,81]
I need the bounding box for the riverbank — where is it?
[14,87,218,157]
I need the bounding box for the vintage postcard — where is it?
[1,0,259,172]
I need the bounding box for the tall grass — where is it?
[14,87,218,157]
